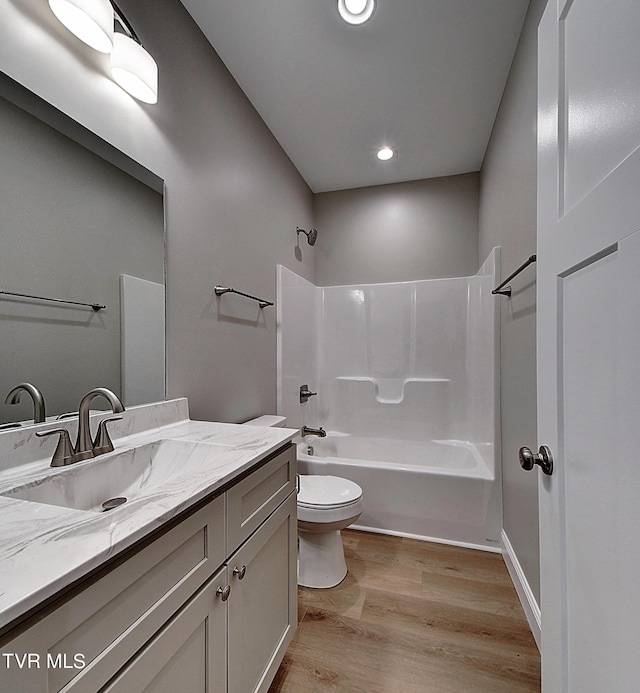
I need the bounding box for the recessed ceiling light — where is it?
[377,146,395,161]
[338,0,376,25]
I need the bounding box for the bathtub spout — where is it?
[301,426,326,438]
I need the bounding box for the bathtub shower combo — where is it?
[277,248,501,551]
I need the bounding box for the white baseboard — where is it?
[350,523,502,553]
[500,530,541,651]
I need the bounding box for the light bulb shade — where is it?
[110,33,158,104]
[49,0,114,53]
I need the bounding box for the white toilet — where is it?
[297,474,362,588]
[243,415,363,589]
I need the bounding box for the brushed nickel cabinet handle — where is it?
[233,565,247,580]
[216,585,231,601]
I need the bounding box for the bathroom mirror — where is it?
[0,72,165,426]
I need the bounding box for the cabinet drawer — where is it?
[2,495,225,693]
[226,444,296,554]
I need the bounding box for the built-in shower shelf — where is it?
[336,376,450,404]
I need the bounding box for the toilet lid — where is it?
[298,475,362,509]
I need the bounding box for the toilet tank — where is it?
[243,415,287,428]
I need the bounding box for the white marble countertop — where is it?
[0,399,297,634]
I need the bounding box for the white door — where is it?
[537,1,640,691]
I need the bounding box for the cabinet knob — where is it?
[216,585,231,601]
[233,565,247,580]
[519,445,554,476]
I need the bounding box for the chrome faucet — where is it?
[301,426,326,438]
[37,387,124,466]
[4,383,46,423]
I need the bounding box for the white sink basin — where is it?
[1,439,215,512]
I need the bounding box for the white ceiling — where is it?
[179,0,530,193]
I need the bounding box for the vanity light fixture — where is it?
[48,0,114,53]
[110,2,158,104]
[338,0,376,25]
[48,0,158,104]
[110,33,158,104]
[377,146,395,161]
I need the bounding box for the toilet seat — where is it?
[298,475,362,509]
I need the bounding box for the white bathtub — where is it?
[297,432,502,551]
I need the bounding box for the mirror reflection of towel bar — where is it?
[0,289,105,311]
[214,285,273,309]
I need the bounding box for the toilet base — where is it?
[298,528,347,589]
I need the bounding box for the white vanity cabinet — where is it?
[0,442,297,693]
[104,493,296,693]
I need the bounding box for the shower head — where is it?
[297,227,318,246]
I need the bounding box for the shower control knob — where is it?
[519,445,554,476]
[299,385,318,403]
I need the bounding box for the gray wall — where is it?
[314,174,480,286]
[0,0,314,424]
[479,0,547,603]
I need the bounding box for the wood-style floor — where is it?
[268,529,540,693]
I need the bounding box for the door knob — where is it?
[519,445,553,475]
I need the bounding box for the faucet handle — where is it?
[93,416,122,456]
[36,428,76,467]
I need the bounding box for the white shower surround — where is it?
[277,248,501,550]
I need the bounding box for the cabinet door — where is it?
[101,567,229,693]
[227,493,297,693]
